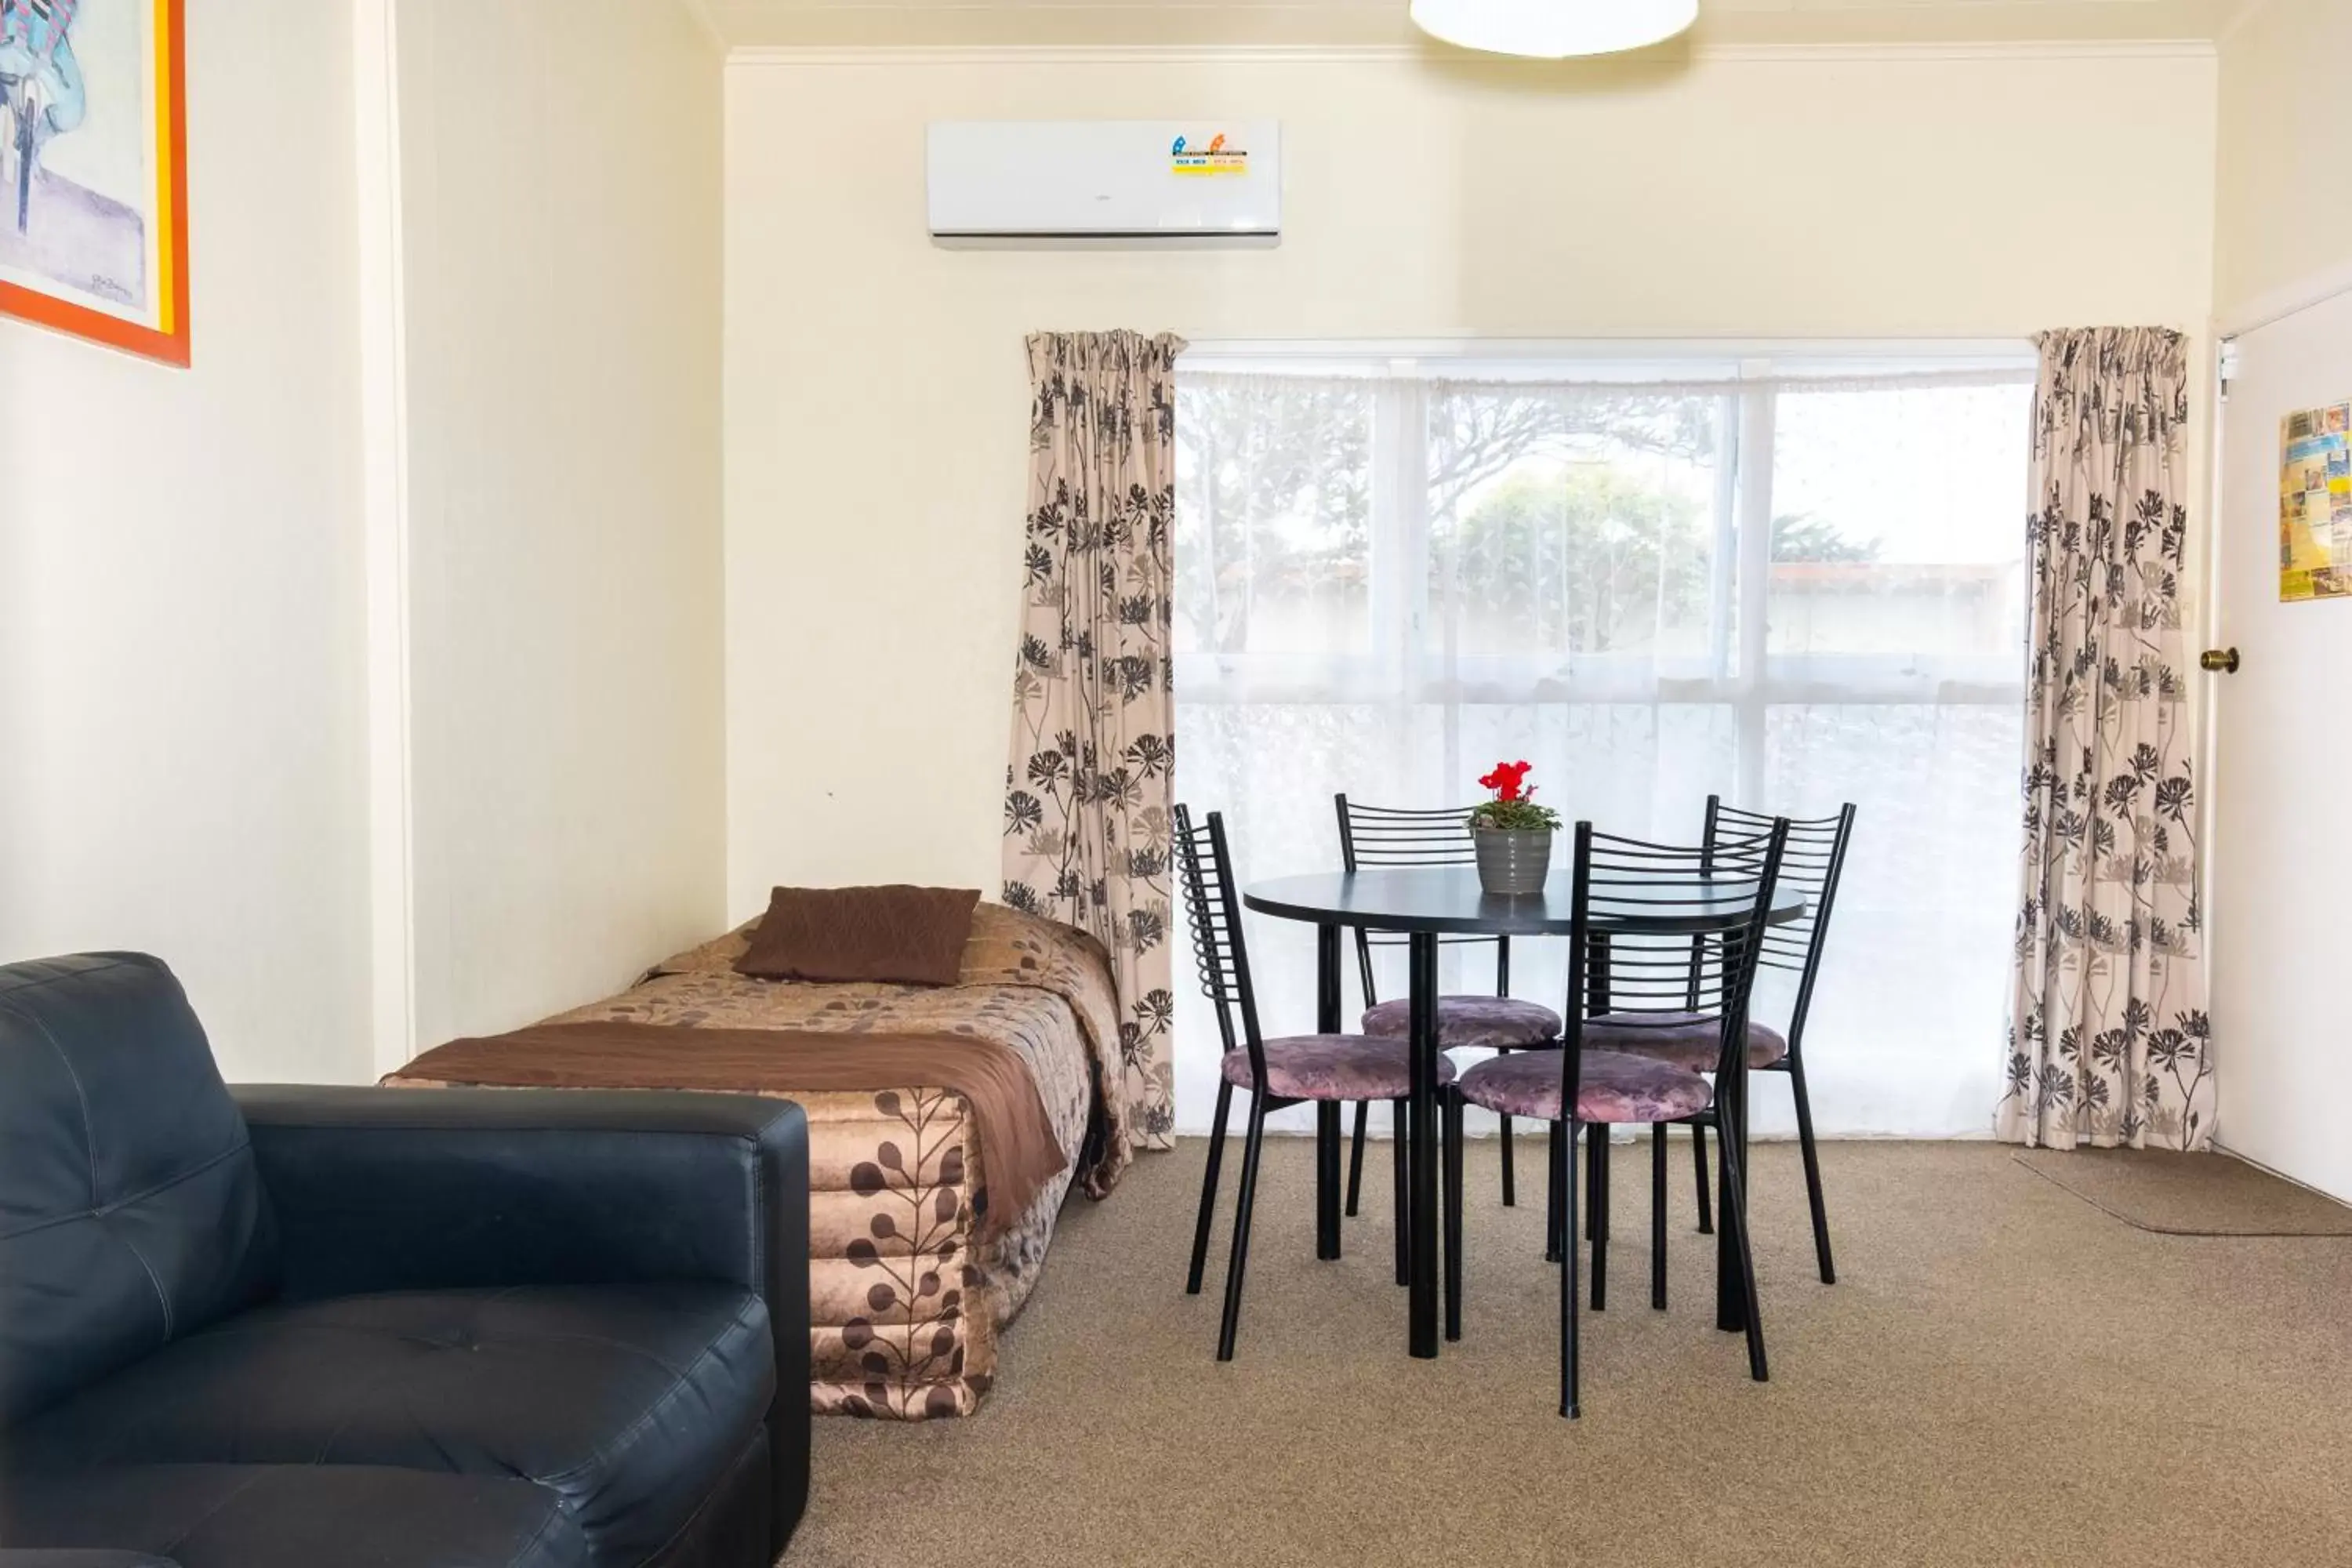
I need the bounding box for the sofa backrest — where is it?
[0,953,279,1425]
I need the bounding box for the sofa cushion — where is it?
[11,1284,772,1568]
[0,1463,583,1568]
[0,955,277,1425]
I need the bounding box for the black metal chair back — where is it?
[1704,796,1856,1051]
[1563,818,1791,1086]
[1334,795,1510,1007]
[1174,804,1267,1085]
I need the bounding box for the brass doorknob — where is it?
[2199,648,2240,673]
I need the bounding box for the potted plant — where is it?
[1467,760,1561,896]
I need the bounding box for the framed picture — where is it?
[0,0,188,366]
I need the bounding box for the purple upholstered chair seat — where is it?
[1457,1049,1712,1126]
[1221,1036,1458,1102]
[1581,1011,1789,1074]
[1361,996,1562,1051]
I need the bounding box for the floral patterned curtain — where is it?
[1003,331,1184,1149]
[1998,327,2213,1151]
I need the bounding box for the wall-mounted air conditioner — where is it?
[926,121,1281,247]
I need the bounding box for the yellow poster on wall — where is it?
[2281,401,2352,601]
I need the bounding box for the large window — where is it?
[1172,348,2034,1138]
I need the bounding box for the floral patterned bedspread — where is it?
[414,904,1129,1420]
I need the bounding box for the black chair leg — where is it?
[1559,1120,1581,1420]
[1216,1097,1269,1361]
[1590,1123,1610,1312]
[1391,1097,1409,1287]
[1499,1112,1516,1207]
[1650,1122,1668,1311]
[1188,1078,1233,1294]
[1719,1124,1769,1383]
[1691,1119,1715,1236]
[1496,1100,1515,1213]
[1443,1087,1464,1341]
[1787,1058,1836,1284]
[1544,1122,1566,1262]
[1315,1101,1342,1261]
[1590,1114,1609,1250]
[1345,1098,1370,1219]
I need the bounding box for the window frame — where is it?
[1174,339,2037,800]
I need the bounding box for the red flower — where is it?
[1479,760,1534,803]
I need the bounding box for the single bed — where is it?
[383,903,1133,1420]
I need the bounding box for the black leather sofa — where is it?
[0,953,810,1568]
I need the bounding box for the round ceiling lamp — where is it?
[1409,0,1700,58]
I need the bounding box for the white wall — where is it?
[0,0,373,1083]
[2207,0,2352,1196]
[394,0,729,1050]
[721,45,2219,914]
[2214,0,2352,325]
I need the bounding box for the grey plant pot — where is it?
[1471,826,1553,897]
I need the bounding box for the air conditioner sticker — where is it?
[1171,133,1249,176]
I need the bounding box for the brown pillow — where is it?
[733,885,982,986]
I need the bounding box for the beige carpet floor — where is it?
[2013,1146,2352,1236]
[786,1138,2352,1567]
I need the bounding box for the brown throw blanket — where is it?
[389,1022,1068,1243]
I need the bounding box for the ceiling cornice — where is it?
[724,38,2217,67]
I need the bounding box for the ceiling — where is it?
[698,0,2255,50]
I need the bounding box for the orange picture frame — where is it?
[0,0,189,366]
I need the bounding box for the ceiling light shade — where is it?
[1409,0,1699,58]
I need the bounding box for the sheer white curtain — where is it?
[1171,350,2034,1138]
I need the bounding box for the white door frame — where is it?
[354,0,417,1080]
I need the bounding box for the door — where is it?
[2210,290,2352,1202]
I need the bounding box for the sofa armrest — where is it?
[235,1085,806,1309]
[234,1085,812,1554]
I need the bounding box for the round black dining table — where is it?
[1241,866,1806,1359]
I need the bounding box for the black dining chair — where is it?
[1584,797,1855,1286]
[1454,819,1788,1417]
[1336,796,1562,1216]
[1175,804,1464,1360]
